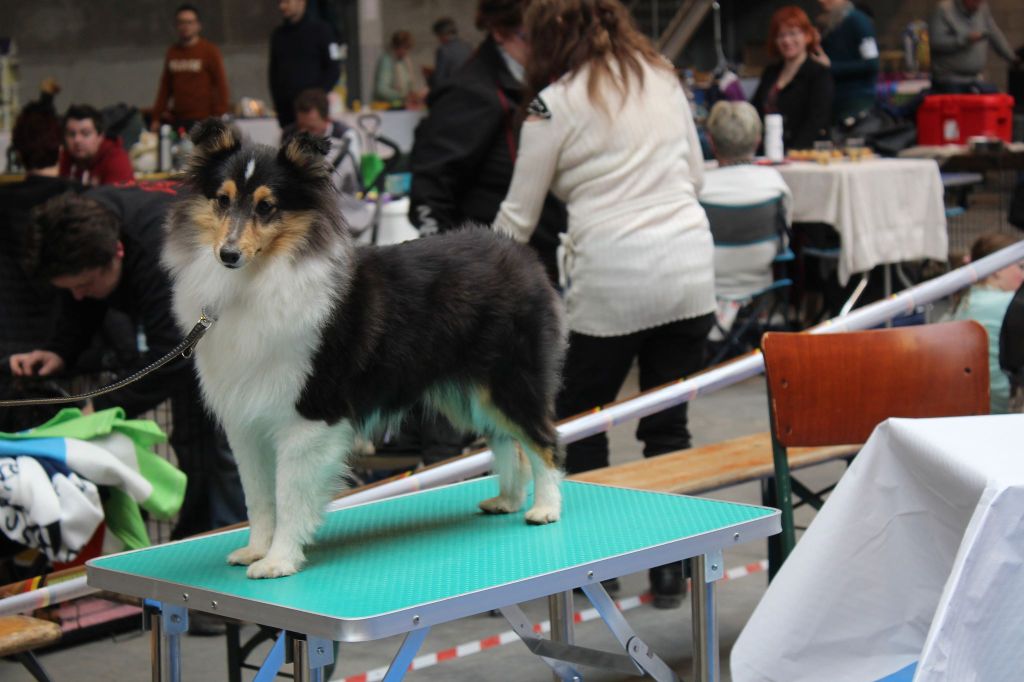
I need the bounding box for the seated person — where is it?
[751,6,834,151]
[701,101,793,301]
[373,30,426,108]
[59,104,135,186]
[953,232,1024,414]
[281,88,362,195]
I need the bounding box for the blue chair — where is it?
[703,195,793,365]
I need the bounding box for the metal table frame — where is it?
[88,480,779,682]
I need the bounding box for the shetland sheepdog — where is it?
[161,119,567,578]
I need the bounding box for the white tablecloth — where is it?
[776,158,948,285]
[731,414,1024,681]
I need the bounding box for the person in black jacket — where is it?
[0,89,85,432]
[8,187,246,541]
[408,0,566,284]
[751,6,834,151]
[1,93,81,362]
[269,0,342,128]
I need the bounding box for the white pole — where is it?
[7,243,1023,616]
[328,242,1024,511]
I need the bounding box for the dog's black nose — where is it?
[219,247,242,266]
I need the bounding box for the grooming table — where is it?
[87,478,779,682]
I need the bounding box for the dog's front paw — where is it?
[246,555,301,579]
[525,505,561,524]
[227,546,267,566]
[479,495,523,514]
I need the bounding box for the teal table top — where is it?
[87,479,778,641]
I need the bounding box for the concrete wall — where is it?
[5,0,1022,114]
[9,0,279,112]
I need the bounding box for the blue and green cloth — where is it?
[0,407,186,560]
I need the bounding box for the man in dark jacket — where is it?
[816,0,880,124]
[9,186,246,541]
[269,0,343,128]
[427,17,473,91]
[409,0,566,285]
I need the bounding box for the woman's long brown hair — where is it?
[523,0,670,115]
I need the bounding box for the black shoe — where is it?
[187,611,226,636]
[573,577,620,595]
[649,562,685,609]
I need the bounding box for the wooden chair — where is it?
[762,320,990,577]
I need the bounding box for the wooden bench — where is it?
[569,431,858,497]
[0,614,61,681]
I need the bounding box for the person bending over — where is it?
[9,188,245,540]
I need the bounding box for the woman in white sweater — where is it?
[493,0,715,607]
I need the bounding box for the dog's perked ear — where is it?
[182,118,242,186]
[278,133,332,182]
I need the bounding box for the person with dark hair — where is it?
[409,0,566,283]
[427,17,472,90]
[0,88,83,380]
[59,104,134,186]
[373,30,425,107]
[269,0,343,128]
[493,0,714,609]
[401,0,567,468]
[8,187,246,545]
[150,3,230,132]
[814,0,879,125]
[751,6,834,150]
[282,88,362,195]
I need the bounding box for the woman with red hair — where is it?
[751,5,834,151]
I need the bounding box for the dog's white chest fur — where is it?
[169,247,341,427]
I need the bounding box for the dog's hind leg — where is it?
[521,435,563,525]
[246,419,354,579]
[225,425,276,566]
[478,435,530,514]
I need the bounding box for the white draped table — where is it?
[776,158,948,285]
[732,414,1024,682]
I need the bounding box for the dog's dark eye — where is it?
[255,200,275,217]
[216,194,231,209]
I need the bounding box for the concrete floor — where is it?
[2,369,844,682]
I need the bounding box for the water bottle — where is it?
[159,124,173,172]
[764,114,785,162]
[175,127,193,170]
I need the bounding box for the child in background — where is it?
[954,232,1024,413]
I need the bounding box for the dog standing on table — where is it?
[162,119,567,578]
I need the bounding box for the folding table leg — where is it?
[689,551,723,682]
[147,601,188,682]
[382,627,430,682]
[548,591,575,682]
[291,634,334,682]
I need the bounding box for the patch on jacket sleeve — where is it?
[527,96,552,119]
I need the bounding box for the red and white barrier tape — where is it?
[340,559,768,682]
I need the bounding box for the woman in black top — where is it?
[751,5,834,151]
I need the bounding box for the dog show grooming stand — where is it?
[87,479,779,682]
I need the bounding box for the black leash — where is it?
[0,310,215,408]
